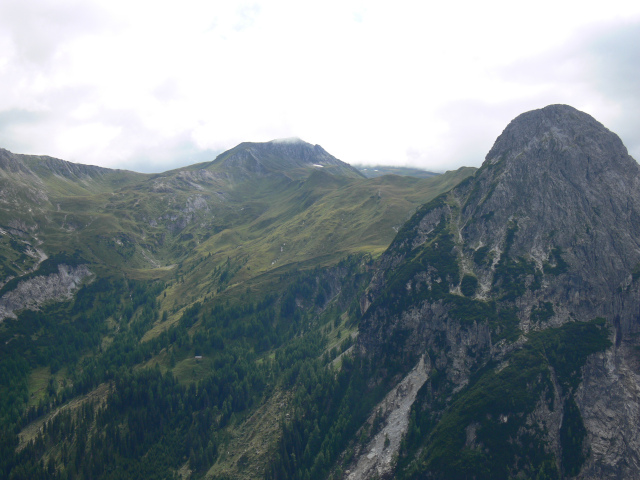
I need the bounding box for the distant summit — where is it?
[207,138,364,181]
[268,137,306,144]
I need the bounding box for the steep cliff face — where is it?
[355,105,640,479]
[455,105,640,334]
[576,342,640,479]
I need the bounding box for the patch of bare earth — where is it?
[205,389,290,480]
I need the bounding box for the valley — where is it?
[0,139,472,479]
[2,105,640,479]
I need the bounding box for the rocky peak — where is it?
[472,104,639,213]
[452,105,640,332]
[209,138,364,181]
[471,105,640,224]
[0,148,117,180]
[357,104,640,479]
[484,104,630,168]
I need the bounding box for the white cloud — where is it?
[0,0,639,172]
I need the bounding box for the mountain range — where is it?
[0,105,638,479]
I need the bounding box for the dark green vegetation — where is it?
[460,274,478,297]
[492,222,540,301]
[2,275,338,479]
[0,142,475,479]
[265,354,388,480]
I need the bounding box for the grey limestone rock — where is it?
[0,264,92,321]
[357,105,640,478]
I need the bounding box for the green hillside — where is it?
[0,141,474,480]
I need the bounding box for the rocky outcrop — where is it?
[0,264,92,320]
[576,341,640,479]
[0,149,49,208]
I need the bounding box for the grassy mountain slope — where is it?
[0,140,474,480]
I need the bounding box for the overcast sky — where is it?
[1,0,639,173]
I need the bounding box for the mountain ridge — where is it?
[204,137,364,181]
[4,105,639,480]
[0,136,474,310]
[349,104,640,479]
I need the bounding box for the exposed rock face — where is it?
[455,105,640,334]
[346,356,430,480]
[0,264,92,320]
[576,341,640,479]
[356,105,640,478]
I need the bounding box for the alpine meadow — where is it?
[3,105,640,480]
